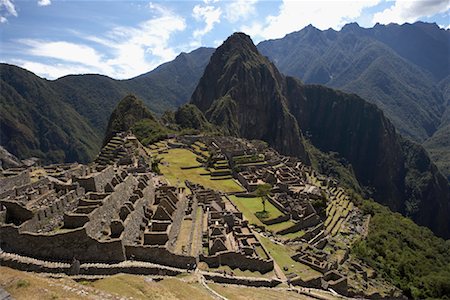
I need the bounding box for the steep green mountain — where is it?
[353,200,450,299]
[104,94,170,147]
[190,33,309,161]
[0,47,214,163]
[0,65,100,163]
[257,22,450,178]
[189,32,450,238]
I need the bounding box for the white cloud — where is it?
[242,0,381,41]
[11,59,96,79]
[225,0,258,23]
[14,3,186,79]
[18,39,113,74]
[0,0,17,24]
[373,0,450,24]
[37,0,51,7]
[192,4,222,39]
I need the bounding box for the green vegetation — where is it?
[175,103,214,132]
[255,183,272,213]
[158,148,243,192]
[258,236,321,279]
[228,195,296,233]
[305,140,362,194]
[103,94,160,145]
[205,95,240,136]
[352,200,450,299]
[131,118,171,146]
[229,195,282,225]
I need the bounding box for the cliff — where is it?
[190,33,309,162]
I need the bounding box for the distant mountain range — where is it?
[1,22,448,179]
[258,22,450,179]
[0,47,213,163]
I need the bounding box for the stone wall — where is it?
[85,175,137,239]
[262,214,290,225]
[0,224,126,262]
[74,166,115,193]
[200,251,274,273]
[267,195,288,214]
[20,189,82,232]
[277,213,320,235]
[203,273,281,287]
[0,170,30,194]
[125,245,196,269]
[166,193,188,252]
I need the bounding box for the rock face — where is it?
[285,79,450,237]
[189,32,450,238]
[257,22,450,179]
[191,33,309,161]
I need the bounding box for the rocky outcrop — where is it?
[103,95,156,146]
[190,33,309,162]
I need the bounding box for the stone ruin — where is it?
[186,182,274,274]
[0,133,377,297]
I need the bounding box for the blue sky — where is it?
[1,0,449,79]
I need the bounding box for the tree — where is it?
[255,183,272,212]
[151,156,162,174]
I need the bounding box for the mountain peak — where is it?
[342,22,362,32]
[189,32,309,161]
[216,32,258,56]
[103,94,154,146]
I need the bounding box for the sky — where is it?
[1,0,449,80]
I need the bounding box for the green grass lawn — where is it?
[258,236,321,280]
[228,196,281,225]
[158,148,244,193]
[228,195,299,233]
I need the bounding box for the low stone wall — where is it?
[277,213,320,235]
[125,245,195,269]
[262,214,290,225]
[0,170,30,194]
[0,224,126,263]
[79,262,182,276]
[200,251,274,273]
[0,252,182,277]
[203,273,281,287]
[290,275,322,288]
[266,195,288,215]
[74,166,115,193]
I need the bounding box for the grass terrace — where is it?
[228,195,296,233]
[158,148,244,193]
[258,236,321,280]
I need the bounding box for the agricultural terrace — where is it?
[157,148,244,193]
